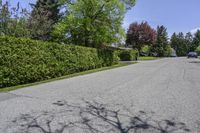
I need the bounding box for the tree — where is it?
[0,1,30,37]
[151,25,170,57]
[170,32,188,56]
[177,32,186,56]
[185,32,194,52]
[126,21,157,51]
[0,1,10,35]
[29,0,62,40]
[52,0,136,47]
[196,45,200,55]
[170,33,178,51]
[193,30,200,51]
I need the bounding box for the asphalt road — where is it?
[0,57,200,133]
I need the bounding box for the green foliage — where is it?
[163,45,172,57]
[139,56,158,61]
[52,0,136,47]
[0,36,119,88]
[126,21,157,51]
[119,50,138,61]
[141,45,150,56]
[170,32,188,56]
[0,0,136,46]
[193,30,200,51]
[185,32,194,52]
[29,0,62,41]
[152,25,170,57]
[170,31,200,56]
[0,1,30,37]
[195,45,200,55]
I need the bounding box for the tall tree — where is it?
[177,32,188,56]
[0,1,30,37]
[170,33,178,52]
[29,0,61,40]
[52,0,136,47]
[185,32,194,52]
[152,25,170,57]
[126,21,157,51]
[0,1,10,36]
[170,32,188,56]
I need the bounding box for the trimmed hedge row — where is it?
[0,36,119,88]
[118,50,139,61]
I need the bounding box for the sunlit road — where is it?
[0,57,200,132]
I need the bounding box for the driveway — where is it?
[0,58,200,132]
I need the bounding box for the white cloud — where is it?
[191,27,200,34]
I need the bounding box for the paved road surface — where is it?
[0,58,200,132]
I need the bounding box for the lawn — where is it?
[139,56,159,61]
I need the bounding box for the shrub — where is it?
[0,36,119,88]
[163,45,173,57]
[141,45,150,56]
[119,50,138,61]
[196,45,200,55]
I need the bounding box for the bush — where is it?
[0,36,119,88]
[141,45,150,56]
[119,50,138,61]
[196,45,200,55]
[163,45,173,57]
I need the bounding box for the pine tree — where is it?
[170,32,188,56]
[152,25,170,57]
[170,33,178,52]
[29,0,61,40]
[33,0,60,22]
[185,32,193,52]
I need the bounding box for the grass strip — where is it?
[139,56,159,61]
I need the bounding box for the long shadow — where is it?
[6,100,191,133]
[188,61,200,64]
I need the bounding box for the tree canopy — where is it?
[126,21,157,51]
[52,0,136,47]
[1,0,199,57]
[185,32,193,52]
[151,25,171,57]
[29,0,62,40]
[0,1,30,37]
[170,32,188,56]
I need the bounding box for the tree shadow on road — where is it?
[188,61,200,64]
[6,100,191,133]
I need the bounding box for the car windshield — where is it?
[189,52,197,54]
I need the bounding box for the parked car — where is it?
[187,52,198,58]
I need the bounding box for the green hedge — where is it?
[119,50,138,61]
[0,36,119,88]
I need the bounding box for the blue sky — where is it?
[5,0,200,36]
[124,0,200,36]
